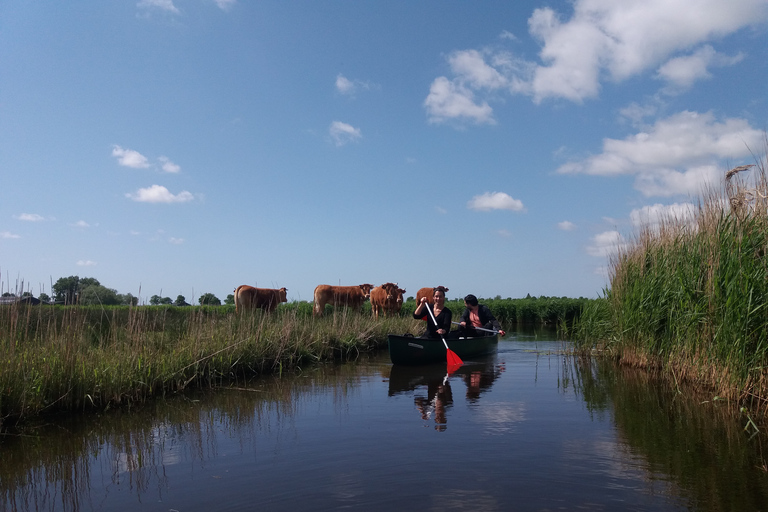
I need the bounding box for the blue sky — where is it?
[1,0,767,303]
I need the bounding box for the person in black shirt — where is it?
[413,286,452,338]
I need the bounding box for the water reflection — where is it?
[2,341,768,511]
[388,356,504,431]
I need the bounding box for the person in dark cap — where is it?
[457,294,505,337]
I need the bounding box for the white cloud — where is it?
[126,185,194,203]
[77,260,97,267]
[1,231,20,239]
[634,165,721,197]
[630,202,697,230]
[497,229,513,237]
[426,0,767,107]
[137,0,179,14]
[435,206,448,215]
[587,230,627,258]
[14,213,45,222]
[335,74,355,94]
[557,221,576,231]
[467,192,525,212]
[619,102,659,125]
[112,145,150,168]
[335,74,375,96]
[213,0,235,11]
[656,45,744,91]
[169,237,185,244]
[424,77,494,125]
[448,50,509,90]
[329,121,362,146]
[71,220,93,228]
[158,156,181,173]
[557,111,763,197]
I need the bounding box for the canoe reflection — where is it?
[387,355,504,431]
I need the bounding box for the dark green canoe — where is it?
[387,333,498,366]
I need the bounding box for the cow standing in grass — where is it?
[370,282,401,319]
[234,285,288,313]
[313,284,374,316]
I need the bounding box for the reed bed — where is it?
[0,304,417,426]
[574,148,768,412]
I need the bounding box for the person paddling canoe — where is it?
[457,294,505,337]
[413,286,452,338]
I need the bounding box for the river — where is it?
[2,329,768,511]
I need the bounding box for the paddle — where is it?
[451,321,505,335]
[422,300,463,367]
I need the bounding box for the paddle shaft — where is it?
[451,321,500,334]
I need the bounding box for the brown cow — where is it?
[370,282,401,319]
[415,286,449,305]
[391,287,406,314]
[313,283,374,316]
[234,285,288,313]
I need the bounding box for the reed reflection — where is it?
[388,355,503,431]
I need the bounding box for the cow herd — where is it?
[233,283,443,318]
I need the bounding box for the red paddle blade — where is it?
[447,361,462,374]
[446,348,463,367]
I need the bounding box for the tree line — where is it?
[2,275,230,306]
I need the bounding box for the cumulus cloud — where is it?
[656,45,744,91]
[137,0,179,14]
[557,221,576,231]
[587,230,627,258]
[126,185,194,203]
[467,192,525,212]
[14,213,45,222]
[425,0,767,110]
[71,220,93,228]
[158,156,181,173]
[557,111,763,196]
[424,77,495,125]
[169,237,184,244]
[76,260,97,267]
[1,231,20,239]
[112,145,150,168]
[329,121,362,146]
[630,202,697,230]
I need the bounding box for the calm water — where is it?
[2,329,768,511]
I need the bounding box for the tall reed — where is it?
[575,146,768,410]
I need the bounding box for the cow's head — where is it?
[381,282,399,300]
[396,288,405,305]
[278,287,288,302]
[359,283,374,298]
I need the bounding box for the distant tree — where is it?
[79,285,120,306]
[198,293,221,306]
[224,294,234,305]
[53,276,102,304]
[118,293,139,306]
[150,295,173,305]
[21,291,33,298]
[2,292,14,297]
[174,295,188,306]
[38,292,51,303]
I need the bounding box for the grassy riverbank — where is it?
[574,158,768,412]
[1,296,585,427]
[0,305,413,426]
